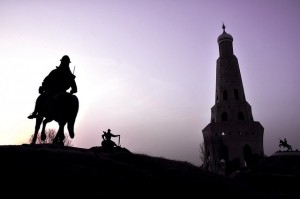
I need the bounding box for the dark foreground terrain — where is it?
[0,144,298,198]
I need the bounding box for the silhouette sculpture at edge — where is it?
[279,138,292,151]
[101,129,120,149]
[30,55,79,145]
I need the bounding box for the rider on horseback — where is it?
[279,138,293,151]
[28,55,77,119]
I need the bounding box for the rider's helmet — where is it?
[60,55,71,63]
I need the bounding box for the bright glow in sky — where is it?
[1,0,300,166]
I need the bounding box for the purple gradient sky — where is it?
[0,0,299,166]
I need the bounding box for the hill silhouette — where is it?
[0,144,298,198]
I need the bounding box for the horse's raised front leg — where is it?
[41,117,53,141]
[31,115,43,145]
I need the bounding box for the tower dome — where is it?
[217,23,233,43]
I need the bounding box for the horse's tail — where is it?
[67,94,79,139]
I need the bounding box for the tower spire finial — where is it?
[222,22,226,33]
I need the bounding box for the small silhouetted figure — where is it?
[279,138,293,151]
[28,55,77,119]
[101,129,120,149]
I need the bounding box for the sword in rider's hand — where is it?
[73,65,76,75]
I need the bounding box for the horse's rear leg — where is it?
[41,117,53,141]
[67,120,75,139]
[53,123,66,145]
[67,96,78,139]
[31,116,43,145]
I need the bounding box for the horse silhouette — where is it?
[279,138,292,151]
[31,92,79,145]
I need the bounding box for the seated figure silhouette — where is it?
[29,55,79,145]
[279,138,293,151]
[101,129,120,149]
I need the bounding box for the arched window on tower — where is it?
[221,112,228,121]
[223,90,227,101]
[234,89,239,100]
[238,111,244,120]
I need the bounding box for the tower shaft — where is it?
[202,25,264,175]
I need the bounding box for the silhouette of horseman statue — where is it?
[279,138,293,151]
[28,55,79,145]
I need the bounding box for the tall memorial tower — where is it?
[202,24,264,174]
